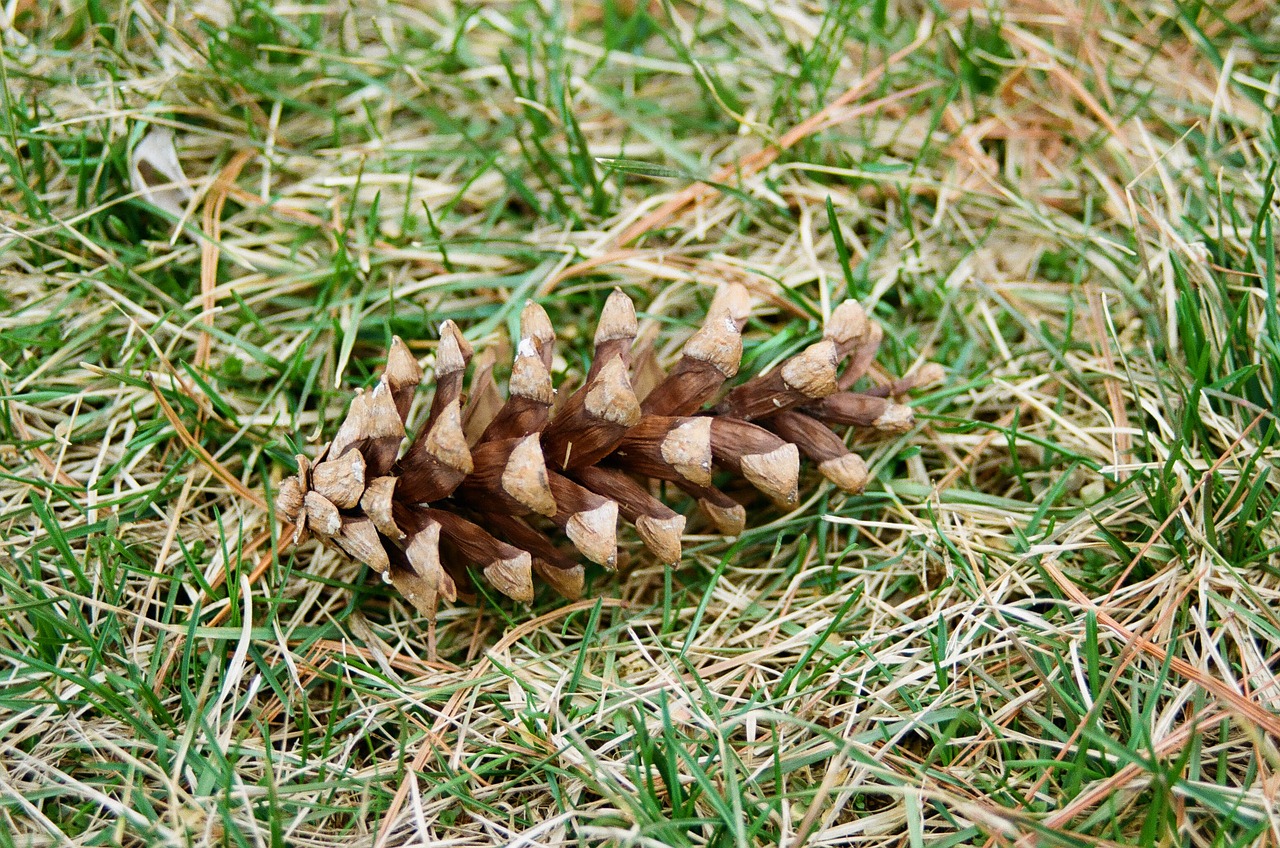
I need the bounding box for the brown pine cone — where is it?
[274,285,939,622]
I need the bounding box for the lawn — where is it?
[2,1,1278,846]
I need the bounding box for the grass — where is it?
[1,0,1278,845]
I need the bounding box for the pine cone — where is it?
[274,285,938,621]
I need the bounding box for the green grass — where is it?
[2,1,1278,846]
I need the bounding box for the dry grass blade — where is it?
[147,376,265,511]
[373,598,632,848]
[605,48,936,249]
[195,150,254,372]
[1041,558,1280,739]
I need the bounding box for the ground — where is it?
[1,1,1279,846]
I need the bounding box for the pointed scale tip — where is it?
[311,448,366,509]
[520,301,555,367]
[780,339,840,398]
[389,568,443,619]
[408,519,456,602]
[360,476,404,540]
[509,343,553,403]
[661,417,713,487]
[584,355,642,426]
[436,321,472,375]
[874,402,915,433]
[483,552,535,603]
[824,300,867,348]
[818,453,868,493]
[565,500,619,568]
[594,288,638,346]
[683,313,742,378]
[295,453,312,487]
[533,559,585,600]
[303,491,342,536]
[710,282,752,324]
[275,476,304,523]
[424,397,473,473]
[385,336,423,388]
[739,442,800,507]
[395,521,455,615]
[367,377,407,440]
[909,362,945,390]
[327,388,370,460]
[635,514,685,564]
[520,300,554,345]
[698,498,746,537]
[334,517,390,573]
[501,434,557,517]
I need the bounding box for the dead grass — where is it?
[1,1,1278,846]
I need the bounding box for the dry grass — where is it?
[1,1,1278,846]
